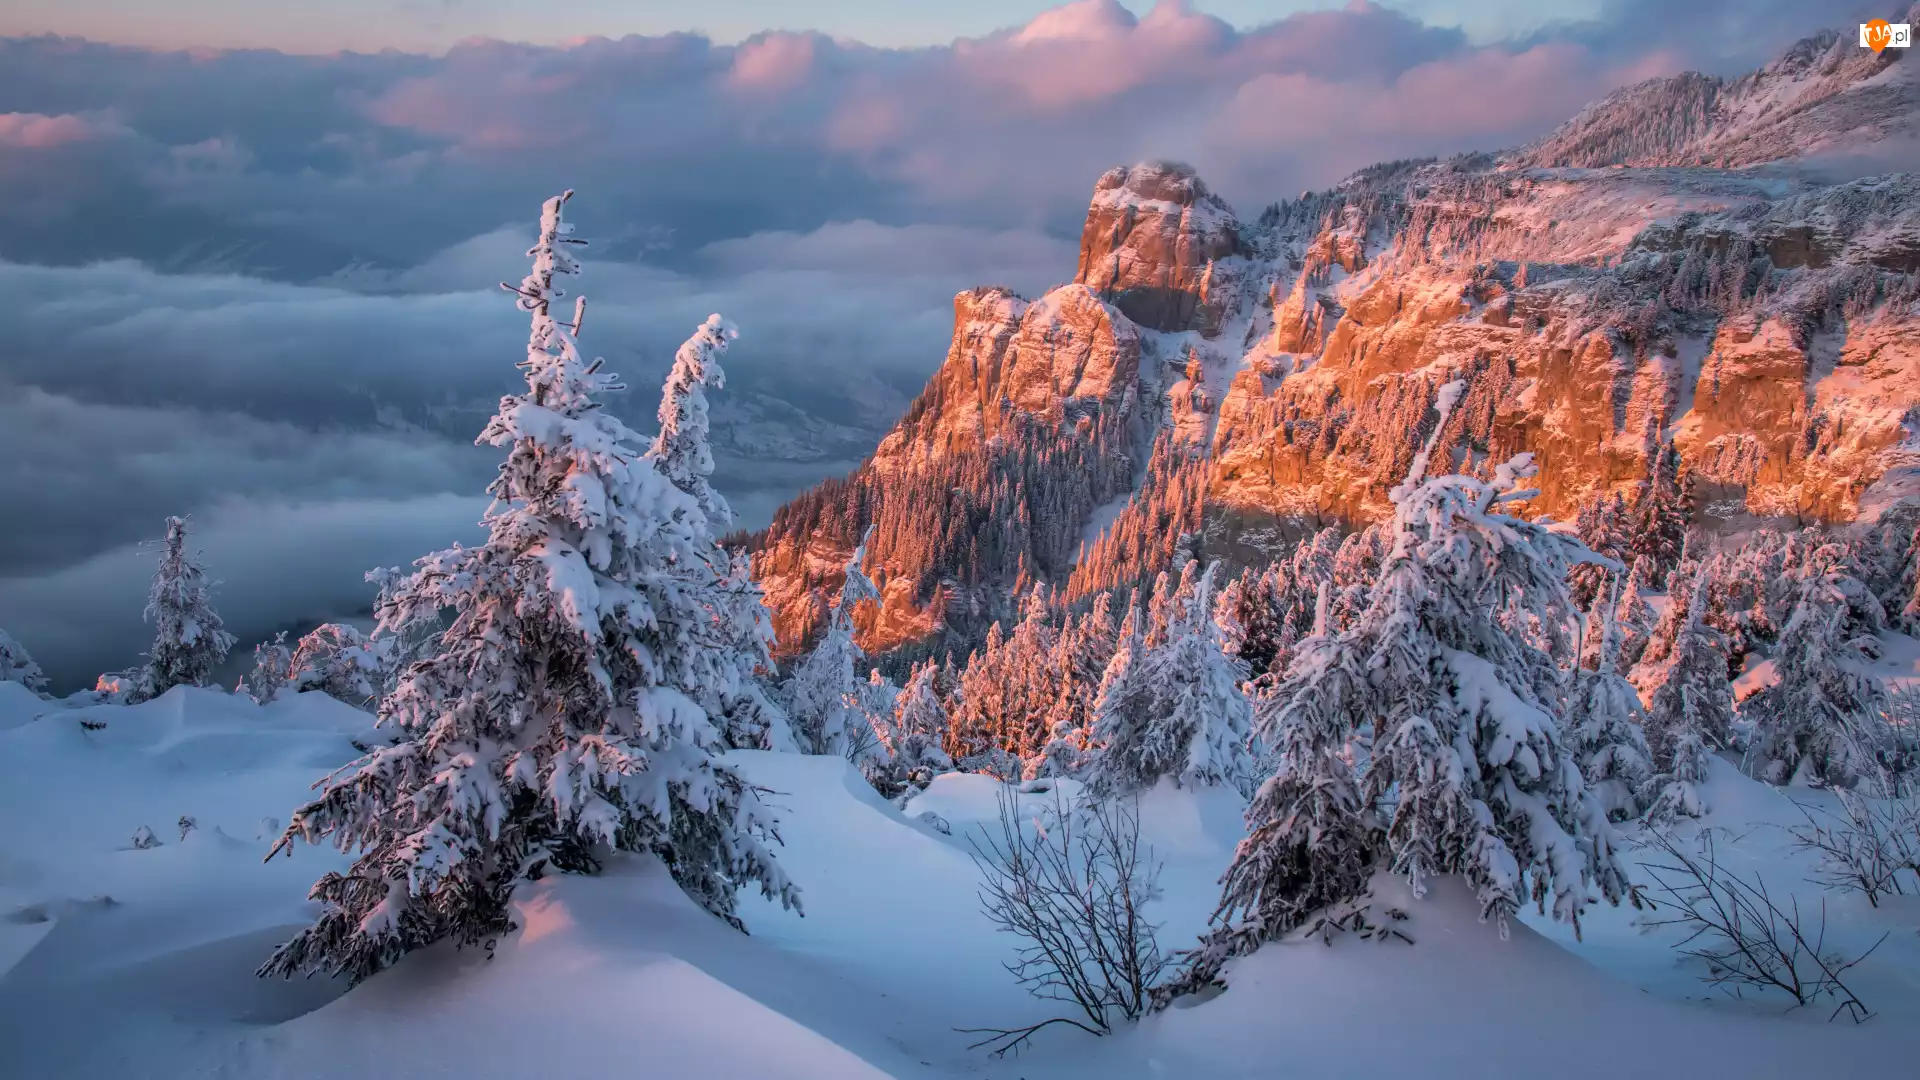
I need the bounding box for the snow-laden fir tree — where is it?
[865,660,952,798]
[1083,605,1150,795]
[1613,566,1656,671]
[1029,592,1117,779]
[1634,561,1698,675]
[1628,440,1687,581]
[948,621,1008,769]
[1568,492,1632,611]
[1085,565,1253,797]
[1002,586,1063,765]
[708,547,797,752]
[1642,577,1733,821]
[851,668,900,764]
[1216,567,1291,678]
[286,624,384,709]
[1365,432,1630,928]
[1196,381,1630,942]
[1031,705,1091,780]
[0,627,49,696]
[241,633,294,703]
[784,528,880,757]
[945,587,1066,776]
[133,516,235,703]
[1145,562,1254,792]
[1168,582,1379,997]
[1564,581,1654,821]
[651,313,734,523]
[361,566,441,698]
[260,191,798,983]
[715,669,801,753]
[1744,546,1889,789]
[643,313,792,753]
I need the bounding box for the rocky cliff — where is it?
[745,14,1920,657]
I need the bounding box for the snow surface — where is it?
[3,686,1918,1078]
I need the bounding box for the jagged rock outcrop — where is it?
[748,280,1149,654]
[1074,161,1241,335]
[872,284,1143,471]
[747,13,1920,657]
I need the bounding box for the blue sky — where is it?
[4,0,1600,52]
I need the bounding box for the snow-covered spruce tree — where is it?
[1564,582,1654,821]
[1743,552,1889,789]
[1083,606,1151,796]
[0,627,49,696]
[1003,586,1063,767]
[651,313,734,522]
[1208,382,1629,946]
[1642,577,1733,821]
[708,547,798,752]
[1168,583,1379,996]
[1635,561,1699,675]
[849,667,900,768]
[286,624,384,709]
[361,566,440,699]
[1217,566,1290,678]
[643,313,792,753]
[948,622,1008,770]
[133,516,235,703]
[784,528,880,757]
[1628,440,1687,582]
[260,192,798,983]
[866,660,952,798]
[1568,492,1632,612]
[1029,593,1117,779]
[1370,405,1630,929]
[1085,566,1253,797]
[1613,566,1656,671]
[241,632,294,703]
[1145,562,1254,792]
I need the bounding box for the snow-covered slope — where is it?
[3,687,1918,1078]
[1513,9,1920,171]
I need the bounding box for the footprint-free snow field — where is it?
[2,685,1917,1079]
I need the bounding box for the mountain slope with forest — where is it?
[745,9,1920,658]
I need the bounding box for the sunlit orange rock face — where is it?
[871,284,1140,474]
[754,279,1145,654]
[751,28,1920,653]
[1074,162,1241,335]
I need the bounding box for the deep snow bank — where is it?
[1,688,1917,1079]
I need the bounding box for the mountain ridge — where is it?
[744,13,1920,658]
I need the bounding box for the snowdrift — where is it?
[1,689,1916,1078]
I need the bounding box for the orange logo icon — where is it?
[1864,19,1893,52]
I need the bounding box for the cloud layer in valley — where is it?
[0,0,1883,687]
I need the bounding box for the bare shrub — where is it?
[1637,826,1883,1022]
[1783,687,1920,907]
[960,787,1168,1055]
[841,713,882,768]
[1785,794,1919,908]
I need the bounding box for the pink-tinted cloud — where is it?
[0,111,125,148]
[728,32,822,94]
[0,0,1870,274]
[1193,41,1690,199]
[334,0,1747,230]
